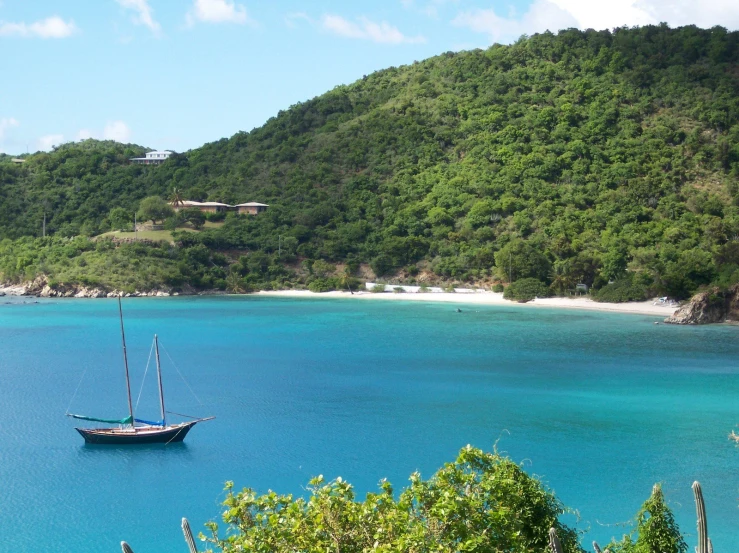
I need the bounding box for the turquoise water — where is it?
[0,297,737,552]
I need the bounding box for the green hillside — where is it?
[1,24,739,297]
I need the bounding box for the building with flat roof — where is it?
[233,202,269,215]
[171,200,269,215]
[130,150,173,165]
[172,200,230,213]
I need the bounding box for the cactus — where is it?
[182,517,199,553]
[120,542,135,553]
[549,528,564,553]
[693,481,709,553]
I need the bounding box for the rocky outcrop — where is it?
[664,285,739,325]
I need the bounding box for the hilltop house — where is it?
[172,200,230,214]
[233,202,269,215]
[171,200,268,215]
[130,150,173,165]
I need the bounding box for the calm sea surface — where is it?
[0,297,737,552]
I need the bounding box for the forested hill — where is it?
[1,24,739,298]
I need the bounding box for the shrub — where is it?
[593,278,647,303]
[418,283,430,293]
[393,286,405,293]
[371,283,387,293]
[205,211,226,222]
[492,283,504,293]
[503,278,549,302]
[370,255,392,277]
[308,277,337,293]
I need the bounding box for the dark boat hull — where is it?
[75,422,197,444]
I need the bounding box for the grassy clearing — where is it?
[98,221,222,243]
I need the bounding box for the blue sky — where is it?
[1,0,737,154]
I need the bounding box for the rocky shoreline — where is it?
[663,285,739,325]
[0,277,188,299]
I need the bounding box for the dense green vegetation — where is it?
[1,25,739,297]
[503,277,550,302]
[202,446,687,553]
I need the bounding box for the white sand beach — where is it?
[257,289,678,317]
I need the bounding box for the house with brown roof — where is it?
[171,200,269,215]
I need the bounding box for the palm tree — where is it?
[170,187,184,209]
[550,260,576,296]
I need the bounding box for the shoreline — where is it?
[0,282,678,317]
[256,290,678,317]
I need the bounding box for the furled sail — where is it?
[134,418,165,427]
[67,414,134,425]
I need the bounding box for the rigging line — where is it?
[65,369,87,414]
[159,341,203,406]
[135,339,156,411]
[166,410,200,419]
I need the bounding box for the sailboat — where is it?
[67,298,213,445]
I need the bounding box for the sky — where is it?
[1,0,738,154]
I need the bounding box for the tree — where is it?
[181,207,206,229]
[606,484,687,553]
[108,207,131,232]
[170,187,184,209]
[137,196,174,225]
[494,240,551,283]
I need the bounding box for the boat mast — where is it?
[154,334,166,427]
[118,297,135,428]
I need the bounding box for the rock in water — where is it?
[664,285,739,325]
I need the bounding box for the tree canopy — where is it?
[1,25,739,297]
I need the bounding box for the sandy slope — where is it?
[257,290,677,317]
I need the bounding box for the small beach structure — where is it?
[130,150,173,165]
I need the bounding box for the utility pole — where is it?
[509,251,512,284]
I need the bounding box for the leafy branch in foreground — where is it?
[602,484,686,553]
[203,445,583,553]
[119,461,706,553]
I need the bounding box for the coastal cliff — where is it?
[664,286,739,325]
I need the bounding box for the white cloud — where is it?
[321,14,426,44]
[452,0,739,44]
[0,16,77,39]
[73,121,131,143]
[0,117,19,140]
[38,134,65,152]
[102,121,132,142]
[116,0,161,34]
[285,12,312,28]
[186,0,253,26]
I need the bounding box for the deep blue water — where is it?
[0,297,737,552]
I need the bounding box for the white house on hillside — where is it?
[130,150,173,165]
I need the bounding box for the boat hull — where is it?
[75,422,197,445]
